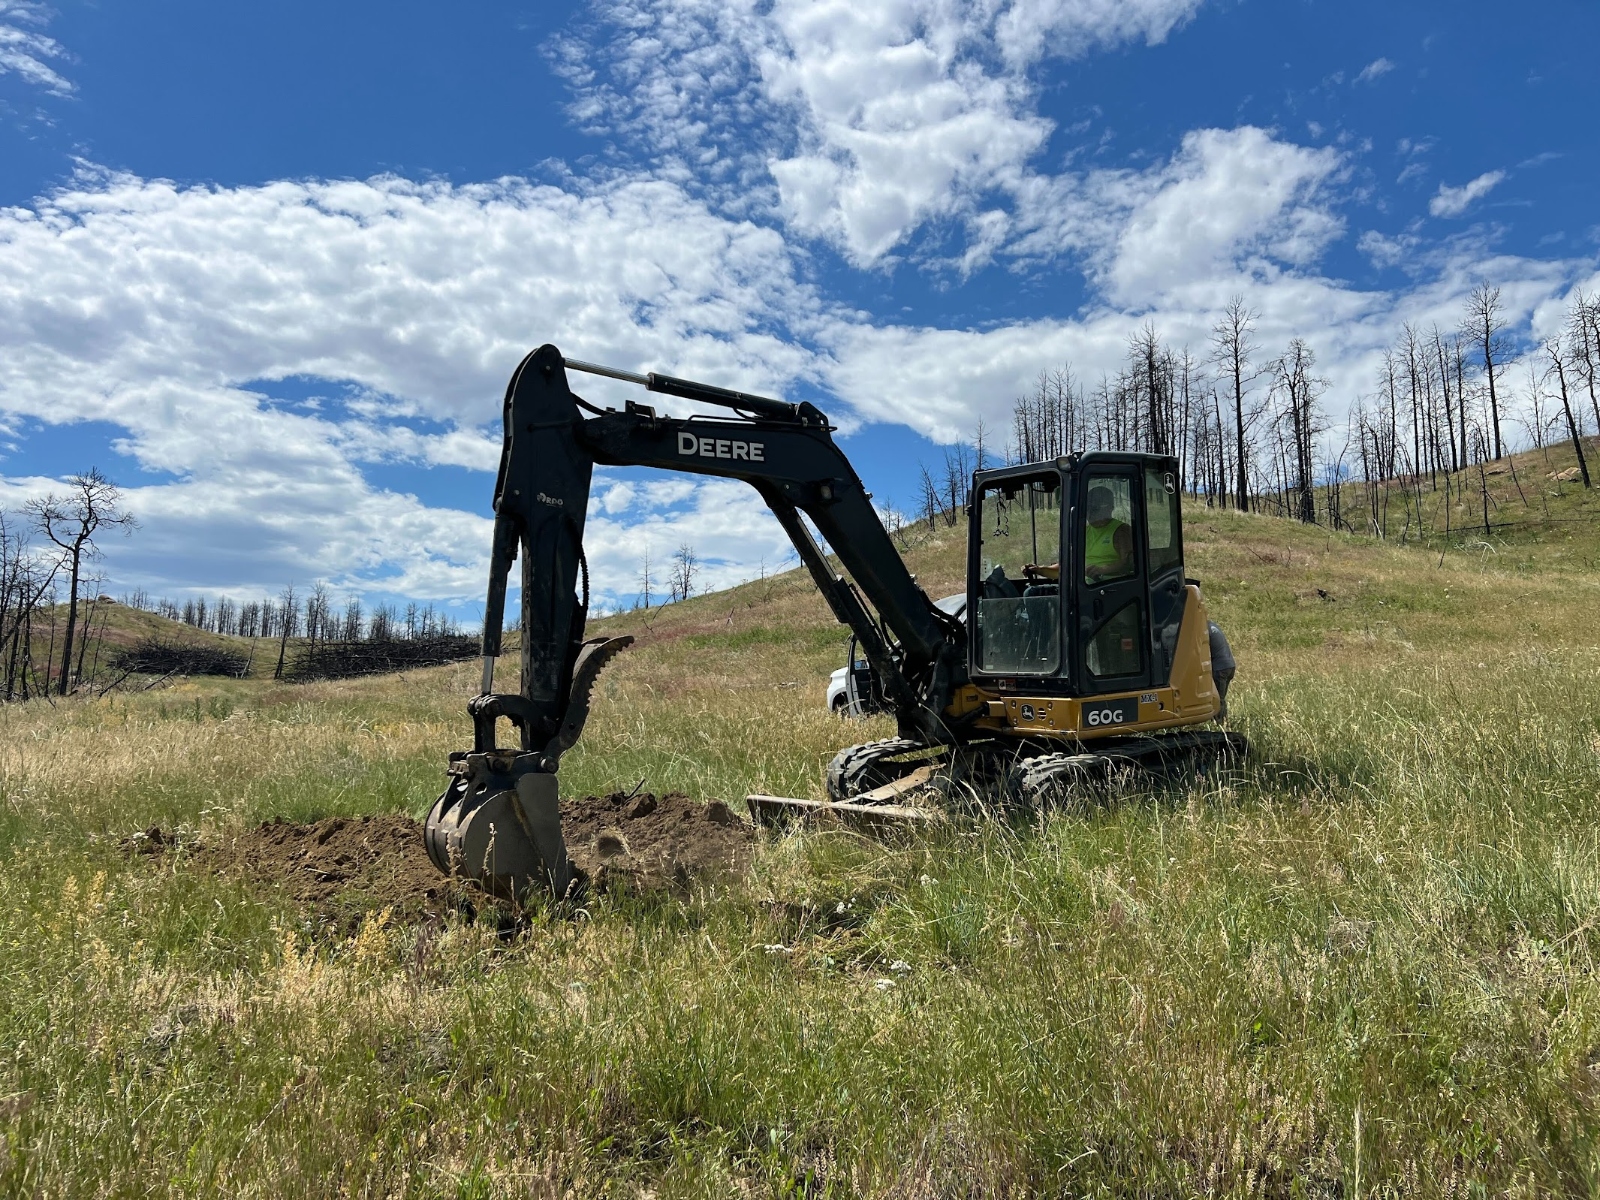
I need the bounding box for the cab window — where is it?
[1143,467,1182,577]
[1081,476,1136,586]
[975,476,1061,674]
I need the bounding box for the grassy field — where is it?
[2,444,1599,1196]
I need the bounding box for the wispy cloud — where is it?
[1354,56,1395,85]
[1429,169,1507,218]
[0,1,73,94]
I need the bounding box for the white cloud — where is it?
[1095,127,1345,303]
[993,0,1204,65]
[0,170,823,599]
[0,1,72,94]
[571,0,1211,264]
[1429,170,1507,218]
[760,0,1049,263]
[1354,57,1395,85]
[1357,229,1419,270]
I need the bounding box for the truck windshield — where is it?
[975,476,1061,674]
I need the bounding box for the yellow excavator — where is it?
[425,346,1242,896]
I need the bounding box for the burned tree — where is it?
[1545,336,1592,489]
[1210,296,1260,512]
[1272,339,1324,524]
[26,469,136,696]
[1463,282,1511,460]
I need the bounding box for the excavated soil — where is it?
[196,814,464,930]
[132,791,754,929]
[561,791,755,891]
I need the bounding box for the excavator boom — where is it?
[425,345,964,897]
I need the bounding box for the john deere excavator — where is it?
[424,345,1241,897]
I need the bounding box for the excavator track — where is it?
[1006,729,1249,810]
[825,737,929,803]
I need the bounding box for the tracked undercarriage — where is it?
[747,727,1249,828]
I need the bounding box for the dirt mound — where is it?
[135,791,753,929]
[200,814,466,930]
[562,791,755,891]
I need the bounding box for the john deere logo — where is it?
[677,432,765,462]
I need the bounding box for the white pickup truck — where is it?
[826,593,967,716]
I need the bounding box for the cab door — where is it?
[1073,466,1152,696]
[1141,462,1188,685]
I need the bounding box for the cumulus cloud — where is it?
[0,1,72,94]
[760,0,1050,263]
[1093,127,1345,302]
[759,0,1204,263]
[569,0,1211,264]
[0,170,820,599]
[1430,170,1507,218]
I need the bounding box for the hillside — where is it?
[15,599,270,692]
[1,447,1598,1195]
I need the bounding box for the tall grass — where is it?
[1,501,1599,1195]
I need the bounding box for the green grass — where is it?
[2,442,1600,1195]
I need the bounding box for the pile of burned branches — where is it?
[283,635,478,682]
[111,638,251,678]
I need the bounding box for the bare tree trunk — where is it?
[75,587,102,685]
[1211,297,1258,513]
[274,586,297,681]
[1434,327,1459,472]
[1466,282,1508,459]
[1548,340,1592,488]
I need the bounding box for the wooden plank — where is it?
[745,793,943,829]
[853,763,938,804]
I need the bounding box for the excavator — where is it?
[424,345,1242,897]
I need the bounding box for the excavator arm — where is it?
[425,344,966,897]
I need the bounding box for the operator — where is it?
[1082,485,1133,582]
[1021,485,1133,583]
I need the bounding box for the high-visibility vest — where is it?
[1085,518,1125,572]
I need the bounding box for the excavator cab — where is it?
[969,455,1188,699]
[947,452,1235,760]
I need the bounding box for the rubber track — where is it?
[825,737,923,803]
[1008,729,1249,809]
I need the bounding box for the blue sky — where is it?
[2,0,1596,616]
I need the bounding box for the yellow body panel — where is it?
[946,585,1220,741]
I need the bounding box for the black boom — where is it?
[425,345,968,896]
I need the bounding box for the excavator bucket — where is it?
[424,634,633,899]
